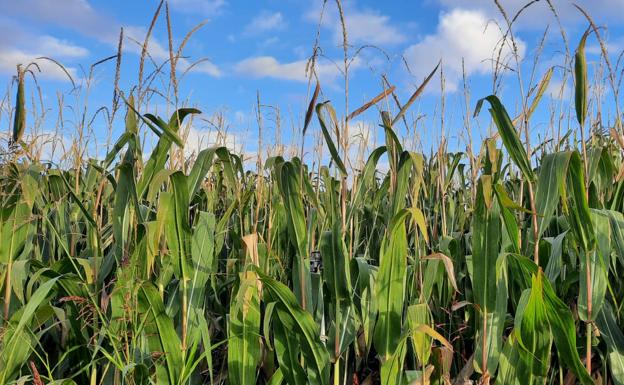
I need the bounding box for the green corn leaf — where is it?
[475,95,535,182]
[493,184,520,253]
[474,253,509,376]
[567,152,595,251]
[374,209,410,360]
[471,176,500,312]
[267,367,285,385]
[228,271,262,385]
[578,210,609,322]
[541,271,594,385]
[516,276,552,382]
[0,202,31,265]
[0,277,58,384]
[273,314,308,385]
[144,113,185,147]
[190,211,214,297]
[316,101,347,176]
[381,113,403,179]
[495,334,523,385]
[139,283,183,385]
[391,152,413,215]
[347,146,386,222]
[187,147,218,202]
[319,222,351,304]
[533,152,572,241]
[596,302,624,385]
[259,272,330,385]
[407,302,433,366]
[168,108,202,131]
[379,334,408,385]
[276,161,312,310]
[57,170,98,227]
[113,162,135,263]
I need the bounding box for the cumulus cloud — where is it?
[307,3,406,46]
[437,0,624,28]
[0,19,87,81]
[188,61,222,77]
[35,36,89,58]
[0,50,81,81]
[403,9,526,91]
[244,11,286,35]
[0,0,222,79]
[234,55,358,83]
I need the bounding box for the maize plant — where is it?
[1,13,624,385]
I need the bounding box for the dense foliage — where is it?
[2,20,624,385]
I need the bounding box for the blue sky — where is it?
[1,0,623,165]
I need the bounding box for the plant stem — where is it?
[3,259,12,321]
[586,321,592,375]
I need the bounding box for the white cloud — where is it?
[403,9,526,91]
[259,37,280,49]
[32,131,72,163]
[0,18,86,81]
[348,120,374,148]
[234,110,250,125]
[123,26,171,60]
[183,125,244,157]
[346,120,375,167]
[0,0,118,42]
[122,26,222,78]
[306,3,406,46]
[437,0,624,28]
[0,129,74,163]
[168,0,226,16]
[0,50,80,81]
[188,60,222,77]
[0,0,222,78]
[36,36,89,58]
[546,77,572,100]
[339,9,407,46]
[244,11,286,35]
[234,55,358,83]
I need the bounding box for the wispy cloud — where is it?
[243,11,286,36]
[307,3,406,46]
[120,25,221,77]
[403,9,525,91]
[0,18,87,81]
[168,0,226,16]
[0,0,119,43]
[234,55,357,83]
[338,9,407,46]
[546,76,572,100]
[0,0,222,79]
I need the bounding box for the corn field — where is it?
[2,3,624,385]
